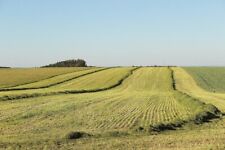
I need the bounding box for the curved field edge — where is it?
[0,67,140,101]
[0,68,84,89]
[0,67,106,91]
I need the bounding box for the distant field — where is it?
[0,67,134,99]
[8,67,103,89]
[0,67,89,88]
[175,67,225,112]
[184,67,225,93]
[0,67,224,149]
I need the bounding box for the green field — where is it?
[0,67,225,149]
[184,67,225,93]
[0,67,89,89]
[5,67,103,89]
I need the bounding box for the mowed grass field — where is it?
[0,67,90,89]
[0,67,225,149]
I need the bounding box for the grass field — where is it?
[0,67,134,100]
[6,67,103,89]
[173,67,225,112]
[0,67,225,149]
[184,67,225,93]
[0,67,89,89]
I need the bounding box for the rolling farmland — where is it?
[0,67,134,100]
[3,67,103,90]
[0,67,225,149]
[0,67,88,89]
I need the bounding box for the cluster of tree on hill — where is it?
[42,59,87,67]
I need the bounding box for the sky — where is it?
[0,0,225,67]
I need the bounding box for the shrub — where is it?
[43,59,87,67]
[66,131,90,140]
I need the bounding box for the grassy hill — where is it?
[0,67,224,149]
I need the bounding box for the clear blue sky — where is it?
[0,0,225,67]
